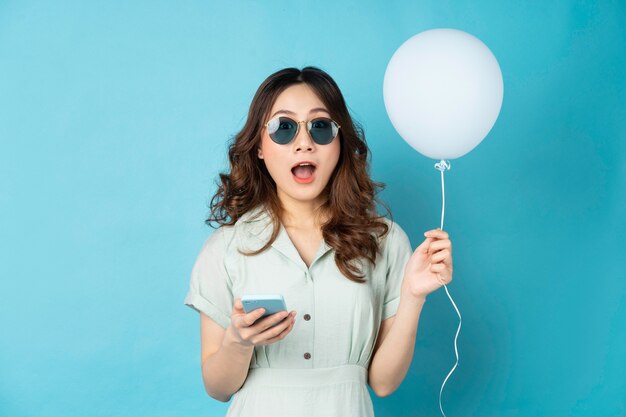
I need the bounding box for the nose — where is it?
[294,121,314,151]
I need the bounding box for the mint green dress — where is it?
[183,206,413,417]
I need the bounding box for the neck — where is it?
[277,191,327,229]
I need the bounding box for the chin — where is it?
[278,184,324,203]
[292,189,324,202]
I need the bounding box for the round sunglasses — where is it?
[265,116,341,145]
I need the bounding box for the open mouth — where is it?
[291,162,317,183]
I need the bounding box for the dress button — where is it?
[303,352,311,360]
[303,314,311,321]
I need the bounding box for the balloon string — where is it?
[433,160,462,417]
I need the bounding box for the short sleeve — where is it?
[382,222,413,320]
[183,227,233,329]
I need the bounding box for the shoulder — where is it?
[376,218,412,268]
[201,206,273,254]
[197,226,233,257]
[378,217,411,248]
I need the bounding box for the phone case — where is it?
[241,294,287,317]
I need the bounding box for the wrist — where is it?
[222,326,254,354]
[400,280,427,303]
[400,288,427,306]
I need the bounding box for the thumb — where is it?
[233,298,243,311]
[417,236,433,253]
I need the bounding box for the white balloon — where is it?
[383,28,504,160]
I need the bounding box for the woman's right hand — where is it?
[226,298,297,348]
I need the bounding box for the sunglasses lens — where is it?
[309,118,338,145]
[267,116,339,145]
[267,117,297,144]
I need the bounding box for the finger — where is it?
[260,315,296,344]
[242,308,266,327]
[252,315,292,344]
[430,262,446,272]
[430,249,451,263]
[233,298,243,311]
[255,310,291,332]
[424,229,449,239]
[266,320,295,344]
[427,239,451,252]
[437,274,452,285]
[437,273,452,285]
[417,237,434,253]
[436,273,444,285]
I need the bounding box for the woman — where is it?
[183,66,453,416]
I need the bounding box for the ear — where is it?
[257,147,264,159]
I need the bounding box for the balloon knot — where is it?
[434,160,451,172]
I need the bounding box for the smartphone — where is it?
[241,294,287,318]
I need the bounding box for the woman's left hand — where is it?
[401,228,453,301]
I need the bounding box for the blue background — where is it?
[1,1,624,416]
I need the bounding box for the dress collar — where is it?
[238,205,334,271]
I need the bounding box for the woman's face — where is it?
[258,83,341,208]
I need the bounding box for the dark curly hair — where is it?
[206,66,392,283]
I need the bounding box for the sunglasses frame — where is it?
[264,116,341,145]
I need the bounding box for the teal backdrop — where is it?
[1,1,624,416]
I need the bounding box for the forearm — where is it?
[368,292,426,397]
[201,327,254,402]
